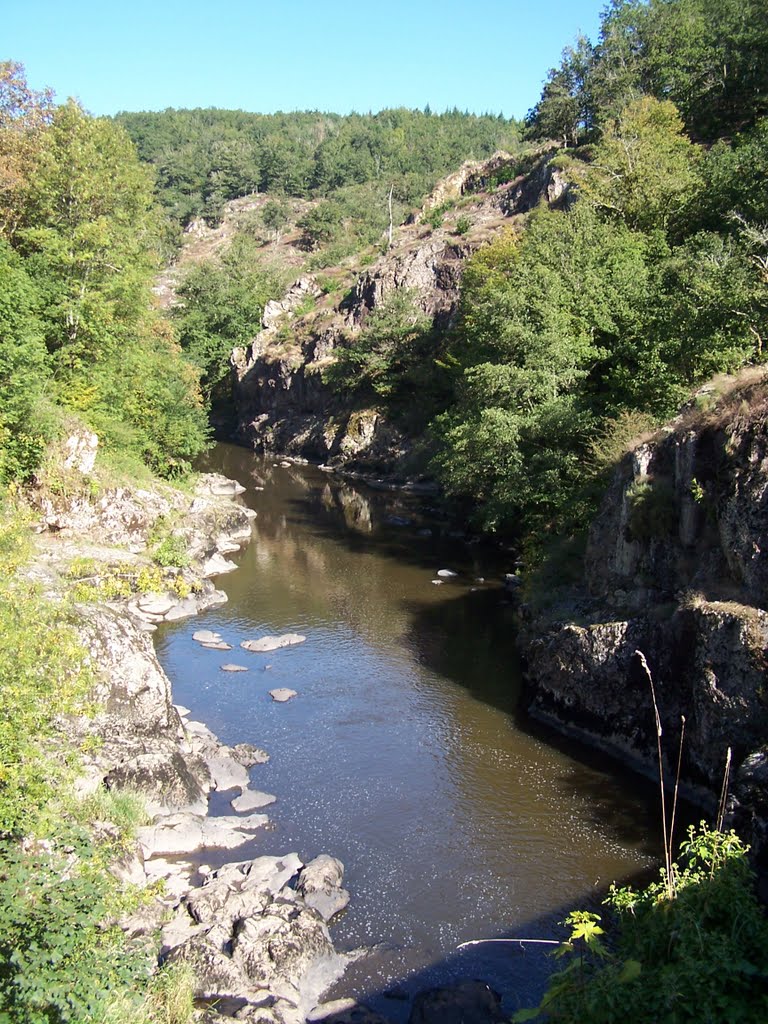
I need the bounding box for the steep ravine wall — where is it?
[521,376,768,872]
[230,154,569,477]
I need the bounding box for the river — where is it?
[155,443,661,1019]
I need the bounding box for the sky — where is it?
[4,0,604,120]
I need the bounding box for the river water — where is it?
[155,443,661,1018]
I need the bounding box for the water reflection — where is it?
[155,445,661,1012]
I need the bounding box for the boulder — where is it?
[231,789,277,813]
[103,750,209,816]
[297,855,350,922]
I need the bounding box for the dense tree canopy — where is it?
[526,0,768,145]
[115,107,521,226]
[0,63,209,482]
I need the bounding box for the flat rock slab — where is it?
[241,633,306,653]
[202,641,232,650]
[309,1001,391,1024]
[221,663,248,673]
[202,553,238,578]
[269,688,298,702]
[231,789,277,813]
[205,755,250,792]
[138,593,175,616]
[193,630,223,644]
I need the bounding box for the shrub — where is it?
[0,840,146,1024]
[516,824,768,1023]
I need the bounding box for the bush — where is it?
[0,508,93,837]
[0,840,146,1024]
[516,824,768,1023]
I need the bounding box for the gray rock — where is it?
[222,663,249,672]
[232,743,270,766]
[241,634,306,653]
[269,688,298,702]
[198,474,247,498]
[308,1001,392,1024]
[297,855,350,923]
[193,629,223,643]
[206,754,250,792]
[231,789,277,813]
[119,899,167,939]
[202,641,233,650]
[202,553,239,577]
[104,750,209,816]
[109,849,147,887]
[138,592,175,616]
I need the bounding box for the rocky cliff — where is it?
[522,370,768,871]
[230,152,568,477]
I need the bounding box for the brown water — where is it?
[155,444,661,1017]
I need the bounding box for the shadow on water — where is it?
[323,875,662,1023]
[176,446,673,1015]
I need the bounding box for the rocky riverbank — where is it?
[31,461,364,1024]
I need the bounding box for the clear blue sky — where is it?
[5,0,603,120]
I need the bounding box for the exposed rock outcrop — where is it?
[522,372,768,868]
[231,153,566,476]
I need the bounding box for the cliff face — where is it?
[230,153,568,476]
[523,371,768,867]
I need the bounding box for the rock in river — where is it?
[241,633,306,653]
[270,688,298,702]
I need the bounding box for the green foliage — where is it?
[453,215,471,235]
[66,555,195,603]
[75,788,150,850]
[325,289,433,401]
[0,241,51,481]
[260,198,290,239]
[151,534,190,569]
[575,97,703,234]
[525,0,768,146]
[0,840,147,1024]
[174,233,286,404]
[432,205,652,538]
[17,100,159,369]
[0,510,93,837]
[0,67,211,480]
[517,824,768,1023]
[116,106,521,226]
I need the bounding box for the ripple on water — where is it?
[156,448,661,1009]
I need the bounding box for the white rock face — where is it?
[63,430,99,474]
